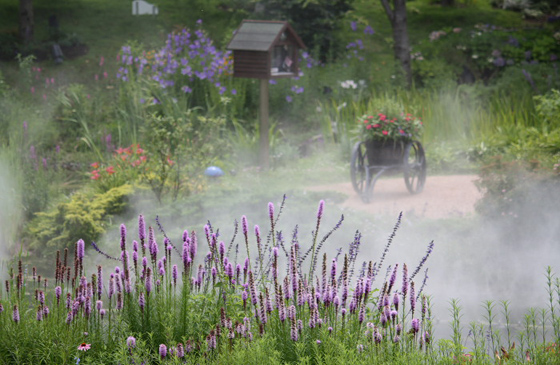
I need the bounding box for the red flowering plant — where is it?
[89,144,148,192]
[358,111,423,142]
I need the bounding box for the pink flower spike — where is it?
[77,343,91,351]
[100,56,105,67]
[31,87,35,94]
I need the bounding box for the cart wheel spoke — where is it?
[404,141,427,194]
[351,141,372,202]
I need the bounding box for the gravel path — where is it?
[306,174,483,219]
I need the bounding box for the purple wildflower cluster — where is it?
[0,200,434,358]
[346,21,376,63]
[117,20,235,98]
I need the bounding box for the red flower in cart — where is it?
[357,109,423,142]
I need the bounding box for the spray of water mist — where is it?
[0,157,23,281]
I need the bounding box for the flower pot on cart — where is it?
[350,138,427,203]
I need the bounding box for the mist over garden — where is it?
[0,0,560,363]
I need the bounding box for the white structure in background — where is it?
[132,0,159,15]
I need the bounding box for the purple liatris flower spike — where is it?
[380,313,387,326]
[411,318,420,333]
[76,239,85,260]
[120,224,127,251]
[268,202,274,224]
[97,266,103,298]
[388,264,398,292]
[402,263,408,297]
[145,268,152,294]
[241,215,248,237]
[177,343,184,357]
[139,292,145,311]
[374,329,383,344]
[393,292,399,311]
[172,265,178,284]
[331,259,337,281]
[410,281,416,315]
[290,319,298,341]
[138,215,146,242]
[96,300,103,311]
[317,200,325,220]
[55,286,62,303]
[13,305,19,323]
[149,227,158,259]
[159,344,167,358]
[108,275,115,299]
[190,232,197,258]
[226,262,234,279]
[127,336,136,349]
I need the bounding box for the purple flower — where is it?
[364,25,375,35]
[290,320,298,341]
[402,263,408,297]
[127,336,136,349]
[120,224,127,251]
[138,215,146,242]
[411,318,420,333]
[317,200,325,221]
[350,21,357,31]
[159,344,167,358]
[55,286,62,303]
[393,292,399,311]
[172,265,178,284]
[76,239,85,260]
[13,305,19,323]
[177,343,184,358]
[286,95,293,103]
[139,292,145,311]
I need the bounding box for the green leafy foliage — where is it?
[25,184,134,255]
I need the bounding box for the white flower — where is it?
[340,80,357,89]
[472,54,479,59]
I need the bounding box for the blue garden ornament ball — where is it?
[204,166,224,177]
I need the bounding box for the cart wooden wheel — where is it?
[350,141,371,203]
[403,140,427,194]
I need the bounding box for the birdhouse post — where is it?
[227,20,306,169]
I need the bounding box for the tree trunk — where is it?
[380,0,412,88]
[19,0,34,44]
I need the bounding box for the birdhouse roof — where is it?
[226,20,306,52]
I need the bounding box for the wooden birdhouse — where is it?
[227,20,306,79]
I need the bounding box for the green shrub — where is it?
[25,184,134,258]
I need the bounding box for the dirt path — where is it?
[305,174,483,219]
